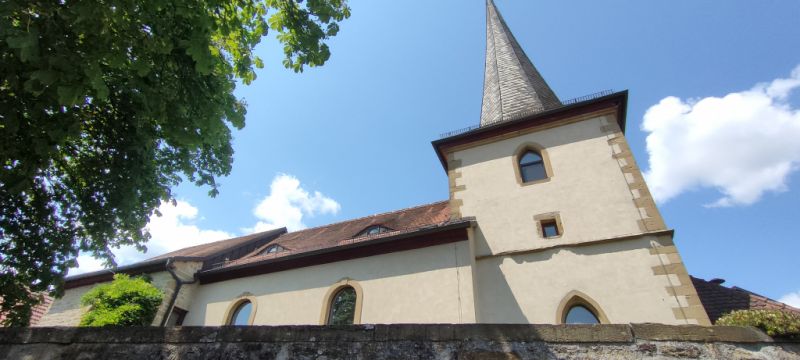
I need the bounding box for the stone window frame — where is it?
[512,142,554,186]
[223,294,258,325]
[555,290,609,324]
[319,278,364,325]
[534,212,564,240]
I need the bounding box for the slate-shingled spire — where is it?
[480,0,561,126]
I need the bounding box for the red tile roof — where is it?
[217,200,453,269]
[29,295,53,326]
[0,294,53,327]
[692,276,800,323]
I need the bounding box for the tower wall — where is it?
[445,107,710,325]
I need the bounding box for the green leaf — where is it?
[6,32,37,49]
[0,0,350,327]
[57,85,83,106]
[30,70,59,86]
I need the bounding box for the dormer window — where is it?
[356,225,391,237]
[260,244,284,255]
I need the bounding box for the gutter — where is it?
[159,258,198,327]
[63,258,189,289]
[431,90,629,172]
[199,219,476,284]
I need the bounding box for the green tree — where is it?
[79,274,163,326]
[0,0,350,326]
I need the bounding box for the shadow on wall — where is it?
[474,252,529,323]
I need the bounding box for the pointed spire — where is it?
[481,0,561,126]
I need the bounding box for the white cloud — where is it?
[68,174,339,275]
[70,200,233,275]
[247,174,340,232]
[779,291,800,308]
[642,65,800,207]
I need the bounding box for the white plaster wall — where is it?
[452,114,644,256]
[37,262,202,327]
[474,234,686,324]
[182,241,474,326]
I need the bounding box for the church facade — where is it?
[39,1,719,327]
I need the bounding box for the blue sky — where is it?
[75,1,800,307]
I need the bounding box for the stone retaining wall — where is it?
[1,324,798,359]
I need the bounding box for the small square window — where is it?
[541,220,559,238]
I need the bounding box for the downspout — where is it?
[160,257,198,327]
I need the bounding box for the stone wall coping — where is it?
[3,324,793,345]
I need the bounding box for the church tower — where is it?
[433,0,710,325]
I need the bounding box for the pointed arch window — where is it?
[519,150,547,183]
[327,286,357,325]
[356,225,391,237]
[565,305,601,324]
[556,290,609,324]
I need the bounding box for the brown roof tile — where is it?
[218,200,452,269]
[147,227,286,261]
[692,276,800,323]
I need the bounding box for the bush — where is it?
[716,309,800,337]
[79,274,163,326]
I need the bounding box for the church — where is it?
[37,0,798,328]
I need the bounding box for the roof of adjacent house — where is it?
[692,276,800,323]
[0,294,52,327]
[29,295,53,326]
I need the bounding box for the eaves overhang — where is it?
[197,219,475,284]
[432,90,629,172]
[63,257,195,289]
[63,227,288,289]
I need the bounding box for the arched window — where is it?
[327,286,357,325]
[228,300,253,325]
[565,305,600,324]
[519,150,547,183]
[556,290,609,324]
[355,225,391,237]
